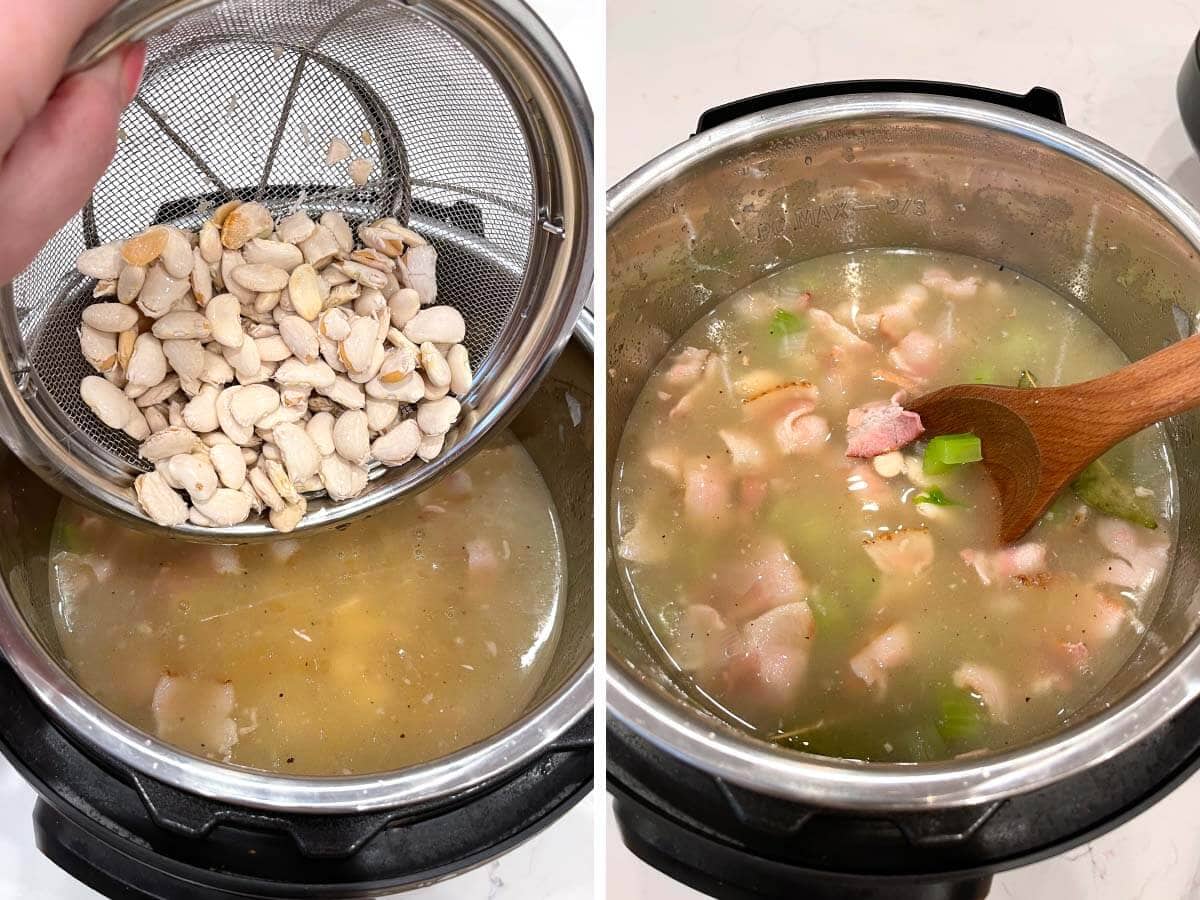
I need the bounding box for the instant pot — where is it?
[0,313,593,900]
[607,79,1200,899]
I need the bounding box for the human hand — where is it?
[0,1,146,284]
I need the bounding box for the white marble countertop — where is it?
[606,0,1200,898]
[0,1,597,898]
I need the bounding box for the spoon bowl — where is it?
[908,331,1200,543]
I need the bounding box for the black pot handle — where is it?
[695,81,1066,134]
[1178,32,1200,153]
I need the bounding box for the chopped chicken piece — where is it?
[961,542,1047,586]
[775,411,829,455]
[617,515,666,564]
[849,623,912,694]
[953,662,1009,722]
[719,429,766,470]
[809,309,872,353]
[863,528,933,576]
[1092,517,1168,595]
[683,459,731,526]
[663,346,711,386]
[466,538,499,577]
[887,330,940,379]
[645,444,684,481]
[921,268,981,298]
[706,538,807,624]
[736,601,815,703]
[152,675,238,759]
[673,604,735,672]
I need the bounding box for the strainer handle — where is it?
[67,0,221,74]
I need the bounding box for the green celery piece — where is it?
[1072,460,1158,530]
[1017,370,1157,529]
[912,486,958,507]
[970,366,996,384]
[807,587,848,639]
[52,519,88,553]
[922,433,982,475]
[768,307,807,339]
[935,684,987,745]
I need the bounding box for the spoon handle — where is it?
[1050,331,1200,451]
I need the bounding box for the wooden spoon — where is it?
[906,333,1200,544]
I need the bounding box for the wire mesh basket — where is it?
[0,0,592,540]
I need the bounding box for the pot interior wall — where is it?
[0,336,592,759]
[607,109,1200,753]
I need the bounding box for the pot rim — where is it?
[0,311,592,814]
[605,93,1200,810]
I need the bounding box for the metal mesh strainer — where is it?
[0,0,592,540]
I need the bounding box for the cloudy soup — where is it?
[51,439,565,775]
[612,249,1174,762]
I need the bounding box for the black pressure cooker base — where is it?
[0,656,591,899]
[610,686,1200,900]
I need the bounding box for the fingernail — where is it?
[121,43,147,105]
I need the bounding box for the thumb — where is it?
[0,42,145,284]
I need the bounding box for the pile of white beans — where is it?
[74,201,471,531]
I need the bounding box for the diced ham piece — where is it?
[863,528,933,576]
[674,604,735,672]
[953,662,1009,722]
[737,477,769,516]
[617,515,665,564]
[152,675,238,759]
[845,398,924,458]
[887,330,940,379]
[736,601,815,703]
[663,346,711,386]
[684,460,731,527]
[1092,517,1168,596]
[719,429,766,470]
[809,309,872,354]
[1059,641,1091,673]
[921,268,981,299]
[961,542,1048,586]
[775,411,829,455]
[789,291,813,312]
[849,623,912,694]
[708,538,807,624]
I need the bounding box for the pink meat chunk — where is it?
[845,399,925,458]
[887,330,941,379]
[729,601,815,705]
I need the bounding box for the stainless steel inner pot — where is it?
[0,314,592,813]
[606,94,1200,810]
